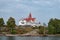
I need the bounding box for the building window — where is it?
[21,22,25,24]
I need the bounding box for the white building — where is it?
[19,13,40,27]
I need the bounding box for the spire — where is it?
[24,12,36,22]
[29,12,32,18]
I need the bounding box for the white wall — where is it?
[19,20,26,25]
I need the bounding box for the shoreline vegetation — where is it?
[0,17,60,36]
[0,34,60,36]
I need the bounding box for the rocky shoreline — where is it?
[0,34,60,37]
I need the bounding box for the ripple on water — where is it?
[0,36,60,40]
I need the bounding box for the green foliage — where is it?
[32,26,38,29]
[7,17,16,34]
[7,17,16,28]
[0,18,4,27]
[11,29,17,34]
[48,18,60,34]
[38,26,44,34]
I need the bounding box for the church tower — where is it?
[19,12,40,27]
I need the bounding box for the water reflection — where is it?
[0,36,7,40]
[0,36,60,40]
[15,36,60,40]
[15,36,42,40]
[7,36,15,40]
[0,36,2,40]
[48,36,60,40]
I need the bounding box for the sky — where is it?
[0,0,60,25]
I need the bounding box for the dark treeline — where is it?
[48,18,60,34]
[0,17,60,34]
[0,17,16,34]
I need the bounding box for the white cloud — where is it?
[0,9,12,13]
[32,0,52,5]
[0,0,60,13]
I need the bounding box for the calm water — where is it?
[0,36,60,40]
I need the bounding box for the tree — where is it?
[48,18,55,34]
[48,18,60,34]
[0,18,4,27]
[0,18,5,33]
[43,23,46,35]
[38,26,44,34]
[7,17,16,34]
[7,17,16,28]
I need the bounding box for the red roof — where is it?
[24,13,35,22]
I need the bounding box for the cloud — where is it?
[0,9,12,13]
[30,0,60,8]
[0,0,60,25]
[0,0,60,13]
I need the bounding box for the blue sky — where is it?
[0,0,60,25]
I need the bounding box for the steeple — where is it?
[24,12,35,22]
[29,12,32,18]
